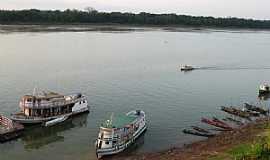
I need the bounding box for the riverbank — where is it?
[110,117,270,160]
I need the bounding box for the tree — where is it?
[84,7,98,14]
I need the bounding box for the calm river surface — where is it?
[1,27,270,160]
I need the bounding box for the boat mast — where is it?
[110,112,114,126]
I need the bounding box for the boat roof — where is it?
[101,114,137,129]
[23,91,64,99]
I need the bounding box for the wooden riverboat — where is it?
[191,126,210,134]
[0,114,24,142]
[244,103,269,115]
[212,117,231,127]
[201,117,233,130]
[95,110,147,159]
[221,106,251,119]
[223,117,244,126]
[182,129,215,137]
[11,90,89,124]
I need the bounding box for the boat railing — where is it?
[20,97,87,109]
[98,137,119,141]
[0,114,14,129]
[11,113,43,120]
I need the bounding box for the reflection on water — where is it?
[1,30,270,160]
[21,113,88,150]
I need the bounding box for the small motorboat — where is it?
[180,65,194,71]
[259,84,270,95]
[44,114,70,127]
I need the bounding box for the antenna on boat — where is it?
[33,86,37,96]
[110,112,114,126]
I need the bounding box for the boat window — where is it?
[113,140,117,144]
[105,141,109,145]
[83,100,85,103]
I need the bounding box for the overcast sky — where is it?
[1,0,269,20]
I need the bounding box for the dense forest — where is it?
[1,9,270,29]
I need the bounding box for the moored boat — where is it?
[0,114,24,142]
[182,129,215,137]
[221,106,251,119]
[244,103,269,115]
[191,126,210,134]
[95,110,146,159]
[11,90,89,124]
[223,117,244,126]
[201,117,233,130]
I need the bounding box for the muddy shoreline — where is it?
[107,117,270,160]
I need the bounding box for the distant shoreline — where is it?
[1,9,270,31]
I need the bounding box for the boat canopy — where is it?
[101,114,137,129]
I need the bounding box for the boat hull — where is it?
[181,68,194,71]
[259,90,270,95]
[96,125,147,159]
[11,107,89,125]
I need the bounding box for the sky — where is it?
[1,0,270,20]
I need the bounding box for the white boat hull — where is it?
[11,104,89,124]
[96,124,147,158]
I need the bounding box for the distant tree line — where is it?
[1,9,270,29]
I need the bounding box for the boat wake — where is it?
[196,66,270,71]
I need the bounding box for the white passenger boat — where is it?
[180,65,194,71]
[259,84,270,95]
[95,110,147,158]
[11,90,89,124]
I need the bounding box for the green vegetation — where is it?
[1,9,270,29]
[209,129,270,160]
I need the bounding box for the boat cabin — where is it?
[19,92,85,118]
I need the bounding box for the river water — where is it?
[0,27,270,160]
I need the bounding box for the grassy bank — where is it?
[209,123,270,160]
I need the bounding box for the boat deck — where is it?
[0,123,24,135]
[0,126,6,134]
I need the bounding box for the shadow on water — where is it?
[101,131,146,160]
[21,113,88,150]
